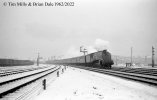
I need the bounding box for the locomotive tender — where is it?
[47,50,114,69]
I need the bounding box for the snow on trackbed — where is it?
[34,67,157,100]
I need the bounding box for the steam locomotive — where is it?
[47,50,114,69]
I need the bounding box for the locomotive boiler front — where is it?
[91,50,113,68]
[101,50,114,68]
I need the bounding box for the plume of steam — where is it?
[85,39,110,53]
[86,46,97,53]
[63,39,110,58]
[94,39,110,51]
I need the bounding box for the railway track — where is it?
[0,65,66,100]
[73,66,157,86]
[111,67,157,76]
[0,65,49,76]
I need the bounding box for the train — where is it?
[0,59,34,66]
[46,49,114,69]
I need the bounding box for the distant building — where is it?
[112,55,156,66]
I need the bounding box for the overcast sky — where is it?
[0,0,157,60]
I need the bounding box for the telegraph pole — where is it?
[37,53,43,66]
[80,46,87,65]
[152,46,155,67]
[145,56,147,65]
[37,53,40,66]
[131,47,133,66]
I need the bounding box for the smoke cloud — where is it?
[86,46,97,54]
[94,39,110,51]
[63,38,110,58]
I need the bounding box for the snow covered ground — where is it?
[34,66,157,100]
[113,64,157,69]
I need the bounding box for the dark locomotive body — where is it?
[47,50,114,69]
[90,50,114,68]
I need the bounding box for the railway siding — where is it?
[73,66,157,86]
[0,65,66,99]
[0,66,55,83]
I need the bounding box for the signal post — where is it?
[80,46,87,66]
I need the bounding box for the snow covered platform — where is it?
[34,66,157,100]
